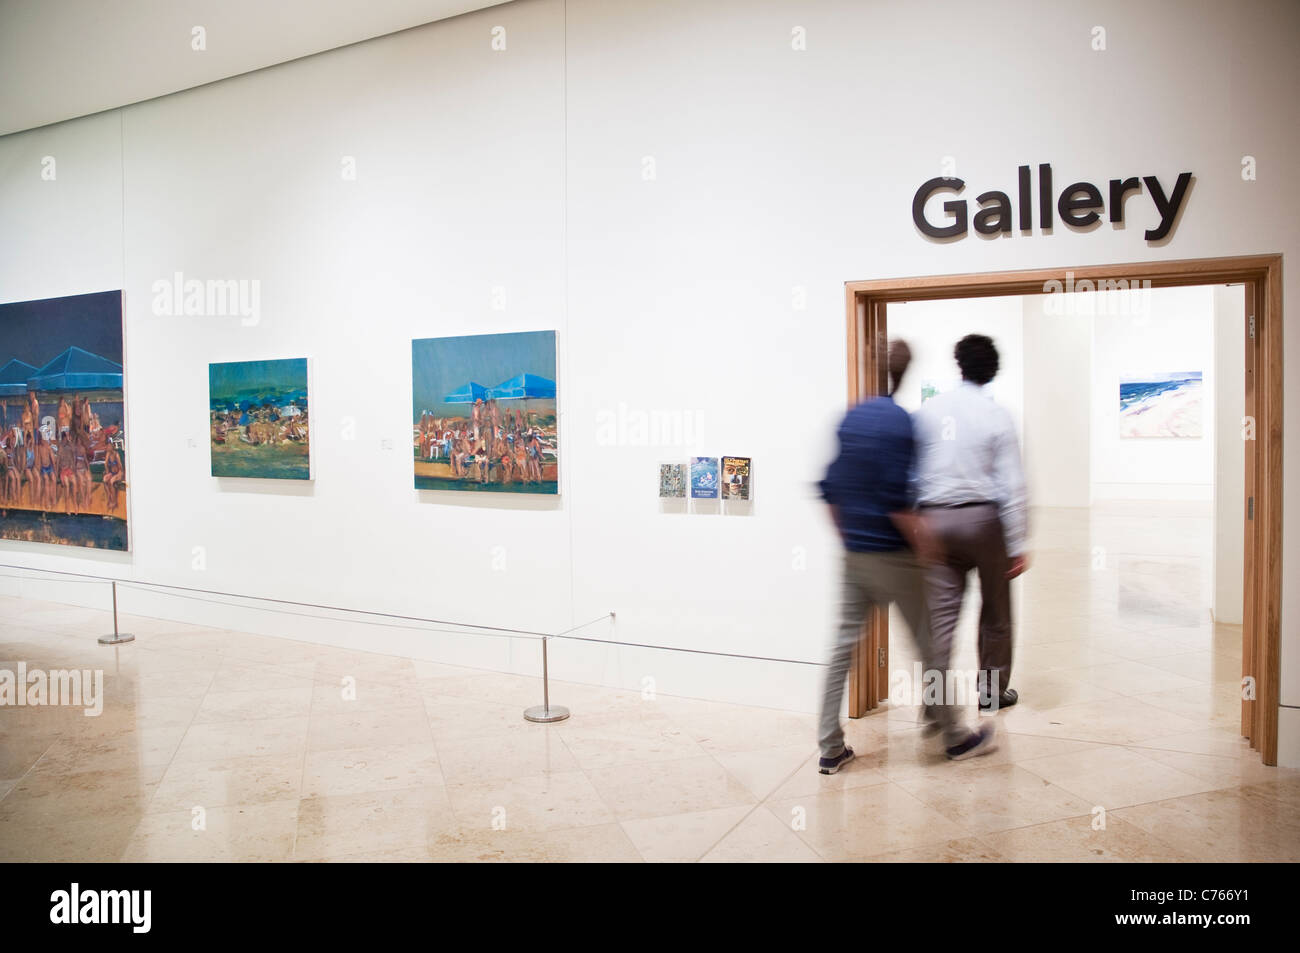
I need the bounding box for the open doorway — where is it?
[843,256,1283,765]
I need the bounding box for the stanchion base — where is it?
[97,633,135,645]
[523,704,570,724]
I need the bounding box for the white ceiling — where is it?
[0,0,513,136]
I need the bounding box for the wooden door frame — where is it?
[844,254,1283,765]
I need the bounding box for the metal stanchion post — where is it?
[97,580,135,645]
[523,636,569,723]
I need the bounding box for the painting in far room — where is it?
[209,358,311,479]
[0,291,129,550]
[411,330,558,494]
[1118,371,1203,438]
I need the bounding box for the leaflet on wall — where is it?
[721,456,750,500]
[659,463,685,498]
[0,291,129,550]
[1119,371,1203,438]
[690,456,718,499]
[209,358,311,479]
[412,330,559,494]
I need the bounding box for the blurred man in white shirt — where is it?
[913,334,1028,713]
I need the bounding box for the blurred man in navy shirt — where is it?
[818,340,995,772]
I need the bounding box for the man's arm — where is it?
[826,502,846,547]
[993,412,1029,577]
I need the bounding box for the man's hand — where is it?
[891,510,944,566]
[910,518,945,567]
[1006,554,1029,579]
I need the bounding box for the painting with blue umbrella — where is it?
[0,291,128,550]
[411,330,558,494]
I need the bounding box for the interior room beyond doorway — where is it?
[845,257,1283,766]
[887,284,1245,769]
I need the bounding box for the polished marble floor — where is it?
[1,502,1296,862]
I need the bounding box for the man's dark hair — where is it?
[955,334,999,385]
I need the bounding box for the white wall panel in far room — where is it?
[1022,294,1092,509]
[0,0,515,136]
[1090,286,1217,501]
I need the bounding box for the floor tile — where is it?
[303,742,441,799]
[1018,745,1217,809]
[586,756,757,821]
[620,805,752,862]
[123,800,299,862]
[699,807,823,863]
[766,783,968,861]
[444,770,613,833]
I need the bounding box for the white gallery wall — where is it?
[2,0,1299,761]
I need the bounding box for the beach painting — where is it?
[209,358,311,480]
[412,330,558,494]
[1119,371,1203,438]
[0,291,129,550]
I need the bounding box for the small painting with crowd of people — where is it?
[209,358,312,480]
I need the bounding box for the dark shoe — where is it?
[818,746,855,775]
[979,688,1018,714]
[945,724,997,761]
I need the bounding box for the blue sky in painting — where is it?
[209,358,309,410]
[411,330,556,420]
[0,291,123,367]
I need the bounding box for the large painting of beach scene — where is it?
[412,330,558,494]
[0,291,129,550]
[209,358,311,480]
[1119,371,1203,438]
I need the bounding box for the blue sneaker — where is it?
[818,746,855,775]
